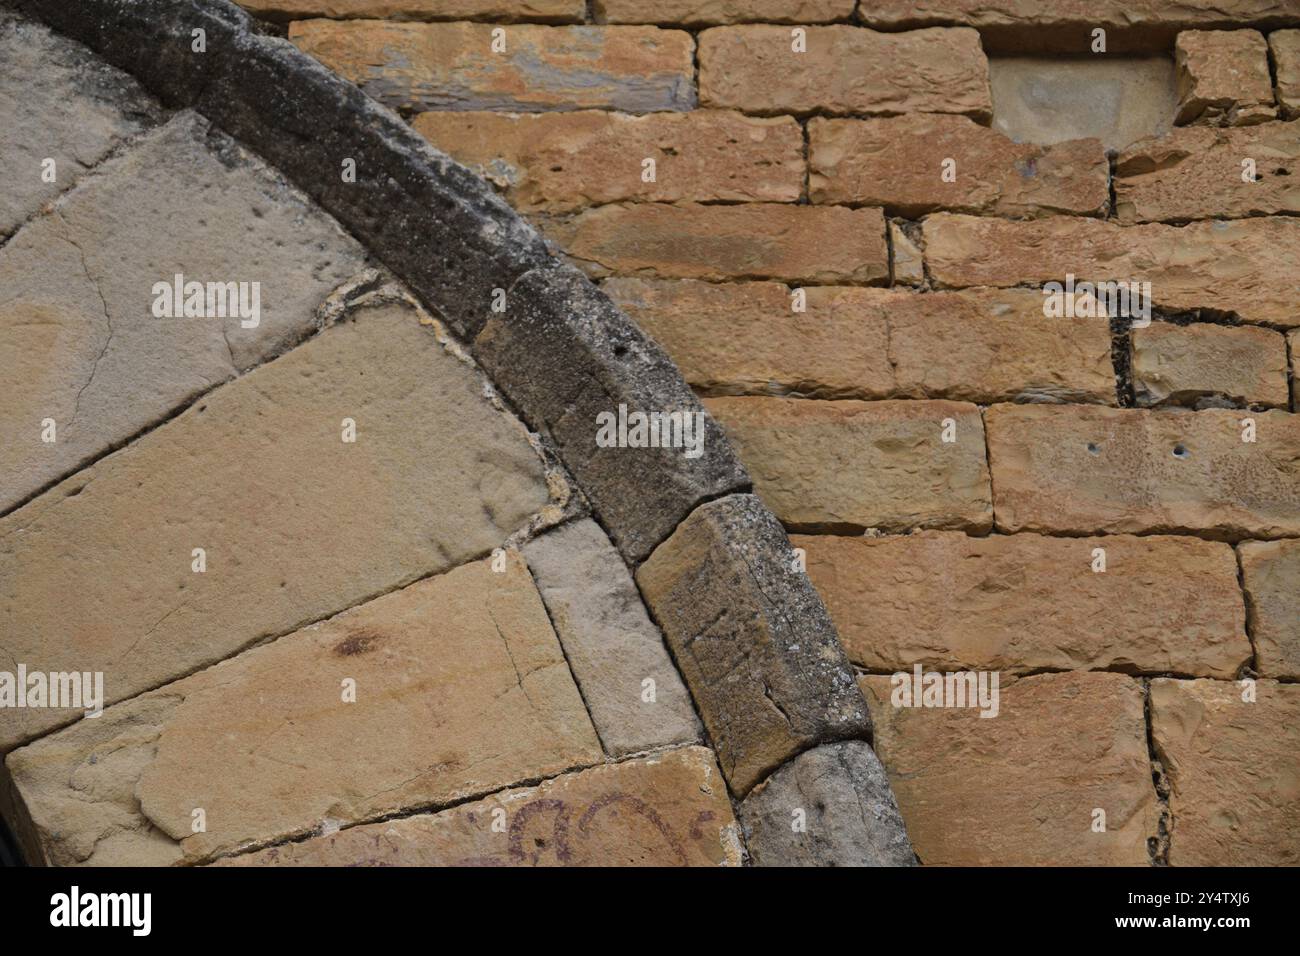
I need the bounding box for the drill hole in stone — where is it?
[1087,442,1101,455]
[1173,443,1189,459]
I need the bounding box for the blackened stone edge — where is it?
[6,0,912,864]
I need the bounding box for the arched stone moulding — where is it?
[3,0,913,865]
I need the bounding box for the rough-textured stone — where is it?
[0,112,370,514]
[289,20,696,113]
[239,0,583,20]
[1150,678,1300,866]
[989,57,1178,151]
[412,109,803,212]
[0,297,553,751]
[1272,30,1300,119]
[1175,30,1275,126]
[0,10,160,238]
[218,746,740,866]
[862,672,1158,866]
[636,495,869,796]
[548,203,888,283]
[810,114,1107,216]
[798,531,1250,678]
[740,741,914,867]
[698,25,991,119]
[1116,122,1300,222]
[890,222,924,285]
[522,519,700,756]
[607,280,1113,404]
[1291,330,1299,407]
[704,397,992,533]
[985,403,1300,538]
[1239,539,1300,678]
[924,212,1300,327]
[472,264,747,564]
[595,0,855,25]
[1132,322,1289,408]
[0,555,601,866]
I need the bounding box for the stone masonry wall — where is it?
[267,1,1300,865]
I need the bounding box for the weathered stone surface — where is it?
[1272,30,1300,119]
[1175,29,1275,126]
[1239,539,1300,678]
[1291,330,1300,407]
[704,397,992,533]
[985,404,1300,538]
[0,10,160,238]
[890,222,924,285]
[1116,122,1300,222]
[607,280,1113,404]
[0,112,370,513]
[218,746,740,866]
[1132,322,1289,408]
[239,0,583,20]
[473,264,748,564]
[636,495,869,796]
[924,212,1300,327]
[548,203,888,283]
[988,57,1177,151]
[862,672,1158,866]
[798,531,1250,678]
[810,114,1107,216]
[1,555,601,866]
[522,519,700,756]
[0,297,553,751]
[289,20,695,113]
[412,109,803,211]
[698,25,991,119]
[1150,678,1300,866]
[740,741,914,867]
[596,0,855,25]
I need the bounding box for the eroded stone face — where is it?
[1238,539,1300,679]
[1151,678,1300,866]
[705,397,992,533]
[595,0,855,24]
[1131,322,1289,408]
[0,298,553,750]
[217,745,740,866]
[240,0,584,18]
[1272,30,1300,119]
[862,671,1158,866]
[799,531,1250,678]
[1175,29,1275,126]
[2,555,601,866]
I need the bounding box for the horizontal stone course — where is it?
[797,531,1250,678]
[698,25,991,119]
[704,397,993,533]
[218,745,741,866]
[809,114,1107,216]
[289,20,696,113]
[239,0,583,20]
[548,203,889,283]
[1,554,602,865]
[607,280,1114,404]
[1238,539,1300,678]
[412,109,804,211]
[1131,321,1289,408]
[595,0,856,25]
[985,403,1300,538]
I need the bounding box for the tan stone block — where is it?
[1239,538,1300,678]
[985,403,1300,538]
[218,746,740,866]
[1,555,602,865]
[412,109,803,211]
[1132,322,1289,408]
[1116,121,1300,222]
[862,671,1158,866]
[240,0,582,18]
[798,531,1250,678]
[595,0,855,25]
[923,211,1300,327]
[1271,30,1300,119]
[1150,678,1300,866]
[810,114,1107,216]
[1175,30,1275,126]
[288,20,695,113]
[698,25,991,119]
[890,222,924,285]
[549,203,888,283]
[704,397,992,533]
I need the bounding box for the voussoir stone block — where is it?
[473,263,748,563]
[522,518,701,756]
[740,740,915,867]
[635,494,869,796]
